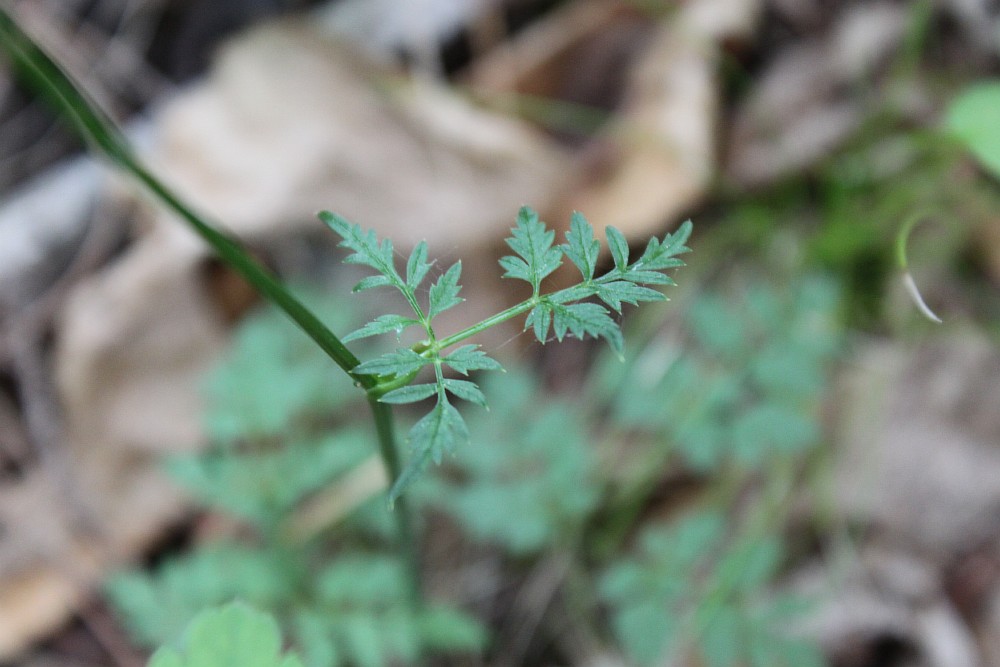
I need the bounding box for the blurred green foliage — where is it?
[600,513,823,667]
[109,273,841,667]
[601,276,840,472]
[426,371,600,555]
[106,294,485,667]
[946,81,1000,180]
[148,603,305,667]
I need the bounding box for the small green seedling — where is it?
[320,207,691,502]
[0,13,699,664]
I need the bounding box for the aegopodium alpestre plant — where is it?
[0,6,691,509]
[0,13,694,660]
[319,207,692,503]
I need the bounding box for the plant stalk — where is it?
[434,297,537,350]
[368,396,424,608]
[0,8,370,385]
[0,4,425,611]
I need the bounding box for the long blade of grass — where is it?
[0,7,368,383]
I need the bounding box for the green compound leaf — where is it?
[636,220,693,270]
[108,546,294,648]
[379,383,439,404]
[595,281,665,313]
[441,379,487,407]
[148,602,304,667]
[351,275,394,293]
[112,541,483,667]
[526,300,623,352]
[605,275,840,473]
[320,207,690,502]
[551,302,623,353]
[551,284,598,304]
[562,211,600,280]
[443,345,503,375]
[300,555,487,666]
[499,206,563,293]
[203,292,358,442]
[428,368,601,556]
[428,262,464,319]
[168,430,373,528]
[427,369,600,555]
[319,212,402,287]
[406,241,433,290]
[606,225,631,271]
[614,269,675,286]
[353,349,433,377]
[525,302,554,343]
[411,397,468,465]
[390,396,469,504]
[343,314,421,342]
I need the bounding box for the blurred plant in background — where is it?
[107,269,842,666]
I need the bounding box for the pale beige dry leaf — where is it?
[544,0,762,239]
[789,547,980,667]
[148,19,569,247]
[835,334,1000,559]
[0,226,224,660]
[725,2,910,187]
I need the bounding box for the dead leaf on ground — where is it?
[149,18,569,248]
[775,330,1000,666]
[538,0,762,240]
[835,333,1000,558]
[791,547,980,667]
[725,2,912,187]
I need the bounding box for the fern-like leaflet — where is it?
[319,206,691,503]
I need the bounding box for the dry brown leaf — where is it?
[466,0,647,104]
[543,0,762,239]
[149,19,569,247]
[725,2,910,187]
[0,226,222,659]
[834,333,1000,559]
[782,331,1000,666]
[790,547,980,667]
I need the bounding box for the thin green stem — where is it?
[0,6,425,613]
[430,272,628,352]
[434,297,537,350]
[131,163,373,382]
[368,396,424,608]
[0,8,372,385]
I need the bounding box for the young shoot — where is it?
[319,206,692,503]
